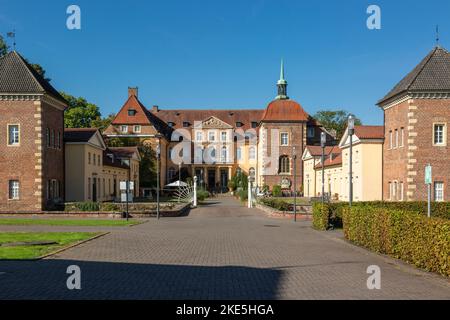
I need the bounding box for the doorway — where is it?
[92,177,97,202]
[208,169,215,192]
[220,169,229,193]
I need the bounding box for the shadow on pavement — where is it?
[0,259,282,300]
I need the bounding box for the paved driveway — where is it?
[0,196,449,299]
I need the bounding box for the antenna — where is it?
[436,25,440,47]
[6,29,16,51]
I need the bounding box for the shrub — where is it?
[100,203,121,211]
[272,185,282,197]
[238,189,248,202]
[197,188,209,202]
[65,202,100,212]
[312,202,345,230]
[258,198,290,211]
[343,206,450,277]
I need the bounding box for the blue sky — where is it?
[1,0,449,124]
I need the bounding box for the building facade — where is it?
[104,64,335,193]
[378,46,450,202]
[0,51,66,212]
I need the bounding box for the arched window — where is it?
[249,147,256,160]
[279,156,290,174]
[221,146,227,162]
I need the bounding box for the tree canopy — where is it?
[0,35,8,57]
[61,92,101,128]
[313,110,362,139]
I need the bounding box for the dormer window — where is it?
[236,122,243,128]
[128,109,137,116]
[307,127,315,138]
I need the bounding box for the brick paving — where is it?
[0,196,449,300]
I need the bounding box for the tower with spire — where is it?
[276,59,288,100]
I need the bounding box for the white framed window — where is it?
[134,125,141,133]
[236,147,242,161]
[388,182,392,201]
[221,131,227,142]
[400,127,404,148]
[221,146,227,162]
[249,147,256,160]
[196,131,203,142]
[7,125,20,146]
[121,125,128,133]
[279,156,290,174]
[434,182,444,202]
[280,132,289,146]
[433,123,446,146]
[208,131,216,142]
[8,180,19,200]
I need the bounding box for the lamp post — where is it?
[126,157,131,221]
[321,132,326,204]
[156,135,162,219]
[178,161,182,203]
[348,115,355,208]
[293,146,297,222]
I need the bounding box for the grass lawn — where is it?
[0,232,98,260]
[0,218,141,227]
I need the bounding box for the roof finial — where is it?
[436,25,440,48]
[276,59,288,100]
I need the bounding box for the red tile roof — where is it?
[111,95,153,125]
[354,126,384,139]
[314,147,342,169]
[305,145,336,157]
[261,99,309,122]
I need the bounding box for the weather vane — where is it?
[6,30,16,51]
[436,25,440,47]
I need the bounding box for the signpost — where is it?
[193,176,198,207]
[425,164,432,218]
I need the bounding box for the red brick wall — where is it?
[262,122,305,192]
[383,98,449,201]
[0,100,40,212]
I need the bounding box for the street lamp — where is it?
[348,115,355,208]
[321,132,326,204]
[178,161,182,203]
[155,134,162,219]
[293,146,297,222]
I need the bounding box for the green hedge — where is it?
[343,206,450,277]
[259,198,291,211]
[359,201,450,220]
[312,202,345,230]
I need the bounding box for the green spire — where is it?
[277,59,287,85]
[276,59,288,100]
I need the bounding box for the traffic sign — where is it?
[425,164,432,185]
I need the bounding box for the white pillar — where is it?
[248,181,252,208]
[193,176,198,207]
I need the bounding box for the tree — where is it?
[0,35,8,57]
[313,110,362,139]
[91,113,115,132]
[27,61,51,82]
[61,91,101,128]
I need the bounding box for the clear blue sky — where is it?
[1,0,449,125]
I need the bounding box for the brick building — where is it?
[104,62,335,193]
[0,51,66,212]
[378,46,450,201]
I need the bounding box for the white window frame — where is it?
[236,147,242,161]
[280,132,289,146]
[249,147,256,160]
[389,130,393,149]
[121,125,128,133]
[7,124,20,146]
[434,182,444,202]
[433,123,446,146]
[8,180,19,200]
[208,131,216,142]
[134,125,141,133]
[400,127,404,148]
[221,131,227,142]
[196,131,203,142]
[221,146,227,162]
[394,129,398,149]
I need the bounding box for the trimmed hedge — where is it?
[312,202,345,230]
[258,198,291,212]
[343,206,450,277]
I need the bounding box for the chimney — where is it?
[128,87,138,98]
[152,105,159,113]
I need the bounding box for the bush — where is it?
[238,189,248,202]
[343,206,450,277]
[65,202,100,212]
[272,185,282,197]
[100,203,121,211]
[258,198,290,211]
[196,188,209,202]
[312,202,345,230]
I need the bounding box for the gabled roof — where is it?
[0,51,66,104]
[339,125,384,148]
[314,146,342,169]
[261,99,309,122]
[64,128,107,149]
[303,145,336,159]
[107,146,141,161]
[378,46,450,105]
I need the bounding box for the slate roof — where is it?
[107,146,140,159]
[64,128,99,143]
[378,46,450,105]
[261,99,309,122]
[0,51,66,103]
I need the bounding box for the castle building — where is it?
[378,46,450,201]
[104,62,334,192]
[0,51,66,212]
